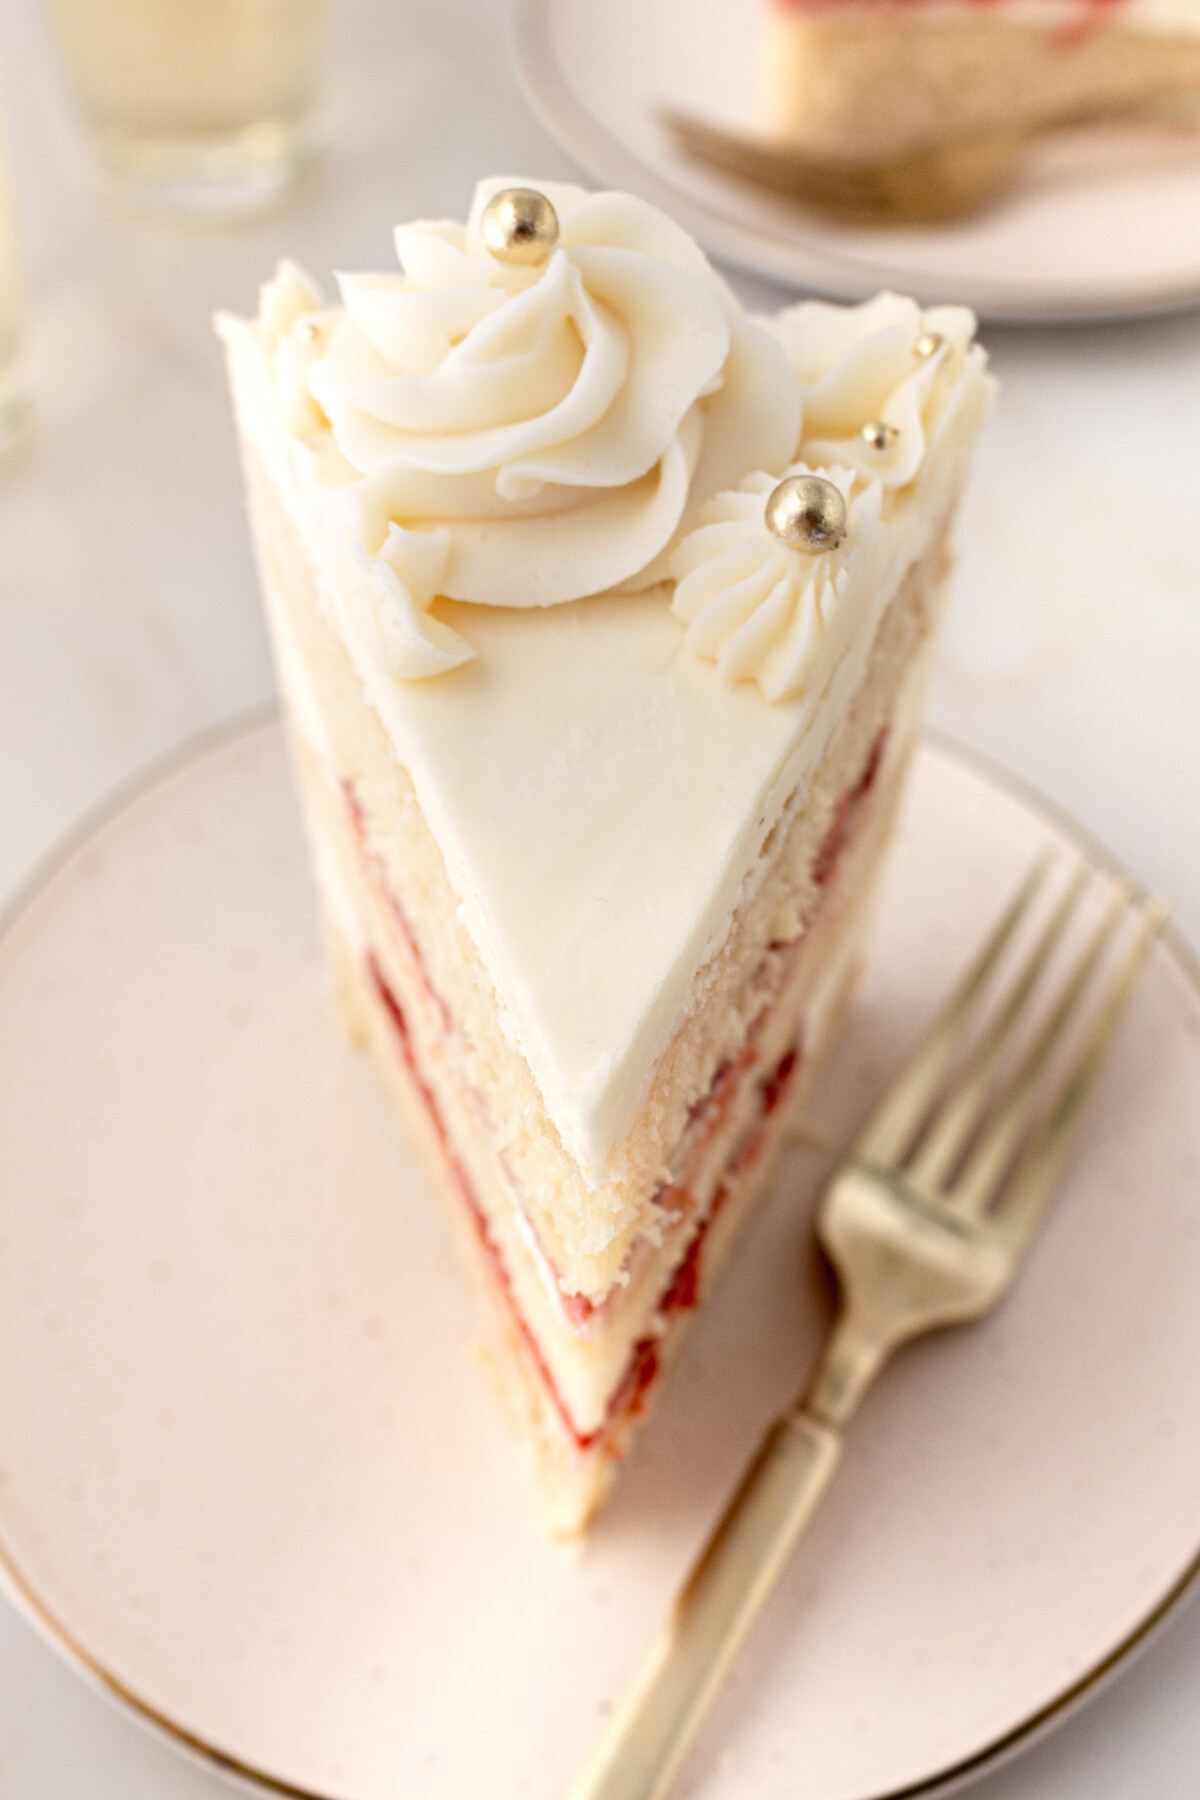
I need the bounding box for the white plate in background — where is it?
[513,0,1200,321]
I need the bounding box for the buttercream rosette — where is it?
[767,292,978,489]
[249,202,985,696]
[256,178,799,678]
[670,467,886,704]
[668,293,987,704]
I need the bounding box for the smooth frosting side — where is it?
[217,199,994,1182]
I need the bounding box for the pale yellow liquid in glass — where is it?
[0,136,26,452]
[49,0,326,211]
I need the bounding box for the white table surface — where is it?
[0,0,1197,1794]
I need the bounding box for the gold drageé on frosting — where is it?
[860,420,900,452]
[479,187,560,267]
[765,473,847,555]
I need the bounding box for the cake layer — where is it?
[332,924,827,1534]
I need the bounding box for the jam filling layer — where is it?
[369,951,801,1456]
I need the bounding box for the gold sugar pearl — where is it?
[914,331,945,360]
[860,420,899,452]
[480,187,560,267]
[764,474,847,555]
[297,319,322,343]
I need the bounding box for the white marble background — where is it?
[0,0,1198,1793]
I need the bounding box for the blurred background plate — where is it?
[513,0,1200,322]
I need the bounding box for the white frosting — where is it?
[268,179,799,677]
[771,292,979,485]
[218,189,994,1183]
[671,467,886,702]
[670,293,985,701]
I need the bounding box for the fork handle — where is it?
[564,1410,842,1800]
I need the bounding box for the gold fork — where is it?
[661,94,1200,225]
[565,858,1166,1800]
[661,106,1032,225]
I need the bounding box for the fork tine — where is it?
[660,109,881,201]
[855,853,1052,1166]
[992,896,1168,1256]
[949,876,1138,1213]
[905,865,1090,1194]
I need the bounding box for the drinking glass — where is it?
[0,133,26,455]
[47,0,329,215]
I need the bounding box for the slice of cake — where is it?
[760,0,1200,215]
[219,178,993,1535]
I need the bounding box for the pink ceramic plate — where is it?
[513,0,1200,322]
[0,719,1199,1800]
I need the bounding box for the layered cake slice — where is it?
[760,0,1200,215]
[220,179,993,1534]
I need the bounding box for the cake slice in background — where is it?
[219,179,993,1534]
[759,0,1200,217]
